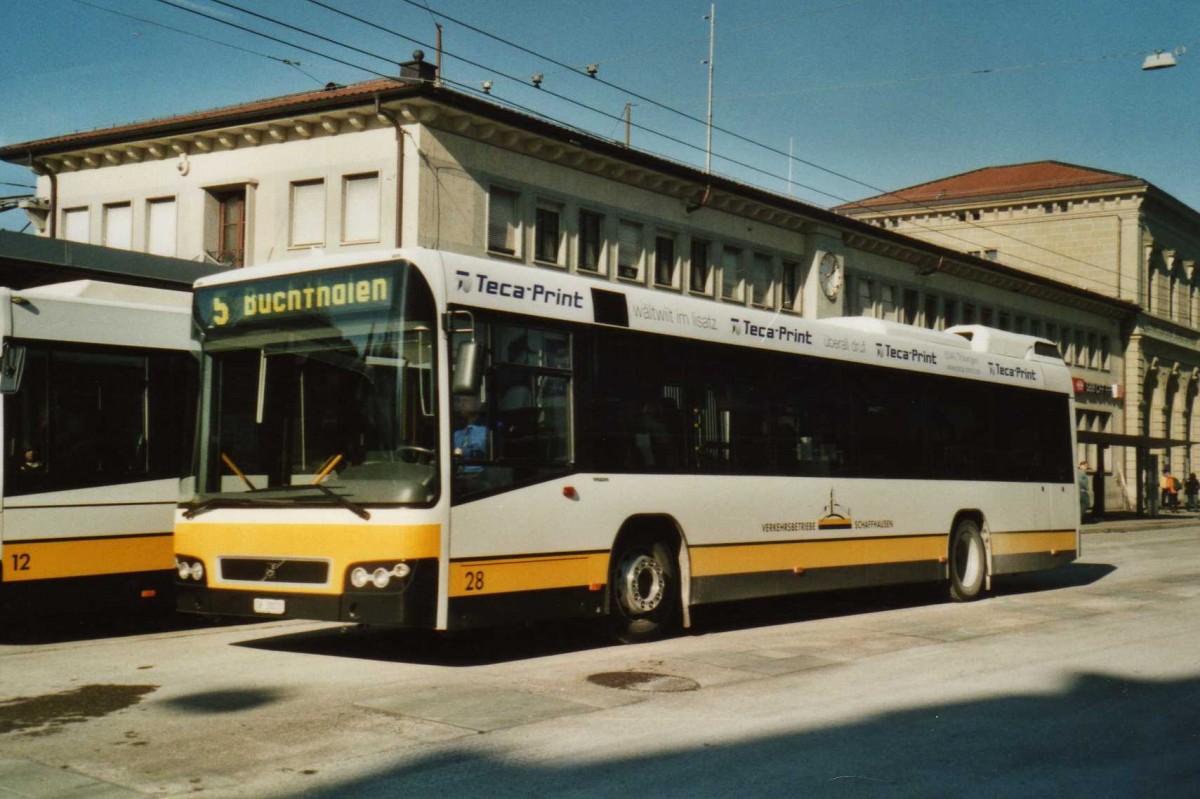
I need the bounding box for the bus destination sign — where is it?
[196,265,396,333]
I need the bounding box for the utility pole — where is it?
[624,103,632,147]
[704,4,715,175]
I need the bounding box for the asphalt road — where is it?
[1,523,1198,798]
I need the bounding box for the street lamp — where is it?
[1143,47,1185,71]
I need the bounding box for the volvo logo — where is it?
[262,560,286,581]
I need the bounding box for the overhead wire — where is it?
[148,0,403,82]
[67,0,318,75]
[148,0,1121,293]
[331,0,1122,292]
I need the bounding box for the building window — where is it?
[577,209,603,273]
[782,260,802,311]
[880,284,896,319]
[943,298,958,327]
[146,198,177,257]
[102,203,132,250]
[209,188,246,267]
[342,173,380,244]
[924,294,939,329]
[690,238,712,295]
[750,252,774,308]
[902,289,919,325]
[721,246,744,302]
[487,186,519,256]
[654,233,677,288]
[961,303,976,324]
[981,307,993,327]
[290,179,325,248]
[534,202,563,265]
[1100,336,1111,370]
[997,311,1011,331]
[617,220,644,281]
[62,207,89,243]
[856,277,874,317]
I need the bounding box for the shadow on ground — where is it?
[289,669,1200,799]
[234,561,1117,667]
[0,606,238,646]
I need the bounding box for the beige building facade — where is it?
[841,161,1200,511]
[0,65,1136,507]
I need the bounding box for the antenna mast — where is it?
[705,4,715,175]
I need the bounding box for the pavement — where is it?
[1084,508,1200,533]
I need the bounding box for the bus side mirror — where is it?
[0,345,26,394]
[452,340,482,395]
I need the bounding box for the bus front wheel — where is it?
[948,518,986,602]
[607,537,680,644]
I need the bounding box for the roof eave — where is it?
[0,81,428,163]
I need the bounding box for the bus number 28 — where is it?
[464,570,485,592]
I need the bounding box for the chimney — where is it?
[400,50,437,84]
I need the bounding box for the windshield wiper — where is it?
[292,483,371,520]
[182,485,370,521]
[182,495,258,519]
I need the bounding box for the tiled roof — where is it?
[0,78,411,156]
[839,161,1145,211]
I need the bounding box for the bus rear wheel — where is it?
[607,537,680,644]
[949,518,986,602]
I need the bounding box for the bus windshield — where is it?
[192,262,439,508]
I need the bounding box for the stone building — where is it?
[840,161,1200,510]
[0,62,1136,506]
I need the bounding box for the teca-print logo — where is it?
[730,318,742,335]
[455,270,472,293]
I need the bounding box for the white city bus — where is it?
[0,281,196,614]
[175,249,1079,641]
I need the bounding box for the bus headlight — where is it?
[345,561,412,591]
[174,556,207,583]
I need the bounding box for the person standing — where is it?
[1161,467,1180,512]
[1077,460,1091,522]
[1185,472,1200,512]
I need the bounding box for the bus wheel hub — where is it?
[618,553,664,614]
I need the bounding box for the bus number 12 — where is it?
[10,553,31,572]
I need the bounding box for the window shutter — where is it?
[147,199,177,256]
[618,221,642,277]
[290,180,325,247]
[343,174,380,243]
[488,188,517,253]
[104,204,132,250]
[63,208,89,244]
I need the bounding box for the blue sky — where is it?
[2,0,1199,232]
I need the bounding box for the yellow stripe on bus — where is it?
[690,535,946,578]
[2,534,173,582]
[449,553,609,598]
[990,529,1077,556]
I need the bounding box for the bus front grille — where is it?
[219,558,330,585]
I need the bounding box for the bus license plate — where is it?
[253,598,285,615]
